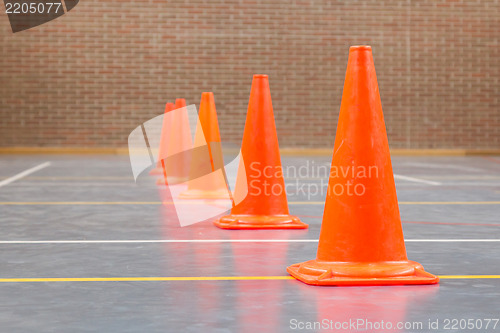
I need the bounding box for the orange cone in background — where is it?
[174,98,186,110]
[179,92,230,199]
[287,46,438,285]
[157,98,193,184]
[214,74,308,229]
[150,102,175,175]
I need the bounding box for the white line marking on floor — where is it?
[415,175,500,180]
[8,182,150,187]
[402,162,484,172]
[437,182,500,186]
[8,182,500,188]
[394,174,441,186]
[404,239,500,242]
[0,162,51,188]
[0,239,498,244]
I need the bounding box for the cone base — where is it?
[287,259,439,286]
[214,214,308,230]
[178,189,231,200]
[149,167,164,175]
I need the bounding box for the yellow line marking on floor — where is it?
[2,201,500,205]
[0,275,499,283]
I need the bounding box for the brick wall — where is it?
[0,0,499,149]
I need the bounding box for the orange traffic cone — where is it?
[150,102,175,175]
[287,46,438,285]
[157,98,193,185]
[175,98,186,109]
[214,74,307,229]
[179,92,230,199]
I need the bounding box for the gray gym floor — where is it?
[1,155,500,332]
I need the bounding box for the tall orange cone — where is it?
[157,98,193,184]
[150,102,176,175]
[179,92,230,199]
[214,74,308,229]
[287,46,438,285]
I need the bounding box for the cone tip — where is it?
[349,45,372,53]
[164,102,175,112]
[253,74,268,79]
[200,92,214,104]
[175,98,187,108]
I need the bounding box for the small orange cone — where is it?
[157,98,193,185]
[179,92,230,199]
[174,98,186,110]
[150,102,176,175]
[287,46,438,285]
[214,75,307,229]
